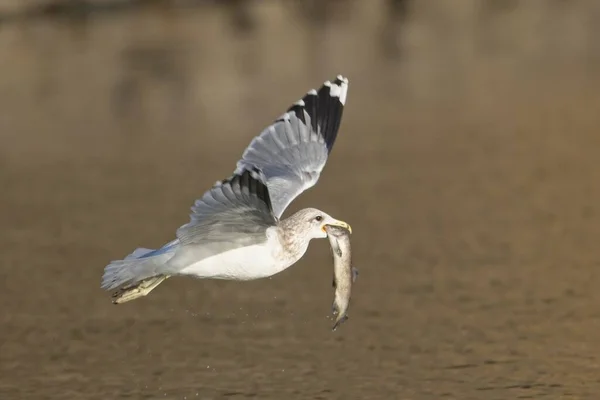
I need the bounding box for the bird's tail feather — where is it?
[123,247,154,260]
[101,250,174,291]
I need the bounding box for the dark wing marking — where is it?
[234,75,349,218]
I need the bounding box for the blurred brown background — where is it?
[2,0,600,399]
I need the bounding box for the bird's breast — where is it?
[177,241,293,281]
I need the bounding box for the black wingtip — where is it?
[284,75,349,154]
[224,167,273,214]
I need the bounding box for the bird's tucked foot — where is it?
[112,275,170,304]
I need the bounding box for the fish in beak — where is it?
[322,220,352,234]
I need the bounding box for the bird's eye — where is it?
[315,215,323,222]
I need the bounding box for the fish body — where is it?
[325,225,357,331]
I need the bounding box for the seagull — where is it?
[101,75,351,304]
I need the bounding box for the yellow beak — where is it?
[322,220,352,234]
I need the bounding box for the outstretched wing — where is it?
[176,168,276,247]
[234,75,349,219]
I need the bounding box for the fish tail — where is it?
[332,302,339,315]
[332,315,348,331]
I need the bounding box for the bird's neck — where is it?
[275,221,311,263]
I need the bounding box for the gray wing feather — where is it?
[234,75,349,218]
[176,168,276,247]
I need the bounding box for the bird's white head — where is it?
[286,208,352,240]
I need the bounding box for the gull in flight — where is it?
[101,75,351,304]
